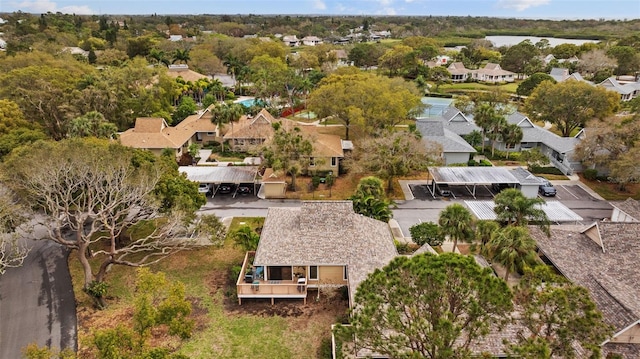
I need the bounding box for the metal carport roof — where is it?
[429,167,520,185]
[179,166,259,184]
[464,200,584,223]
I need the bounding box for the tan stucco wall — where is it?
[317,265,347,285]
[611,323,640,344]
[263,182,287,199]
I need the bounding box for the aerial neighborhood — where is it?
[1,7,640,359]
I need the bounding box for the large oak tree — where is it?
[524,79,619,137]
[2,139,208,307]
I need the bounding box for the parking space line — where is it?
[560,185,580,199]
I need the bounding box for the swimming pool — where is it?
[235,97,265,108]
[419,96,454,118]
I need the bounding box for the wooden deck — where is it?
[236,252,308,305]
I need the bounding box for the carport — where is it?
[464,200,584,224]
[428,167,520,199]
[179,166,259,197]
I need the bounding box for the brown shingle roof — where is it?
[119,117,194,150]
[531,223,640,337]
[175,110,217,133]
[166,66,210,82]
[253,201,397,306]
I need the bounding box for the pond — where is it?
[485,35,599,48]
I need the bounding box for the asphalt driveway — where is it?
[0,237,77,358]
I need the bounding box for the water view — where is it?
[485,35,599,47]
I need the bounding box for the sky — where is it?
[1,0,639,20]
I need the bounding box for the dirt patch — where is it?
[224,289,348,319]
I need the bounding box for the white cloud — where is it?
[496,0,551,11]
[12,0,94,14]
[313,0,327,10]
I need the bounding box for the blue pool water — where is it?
[420,96,454,118]
[236,98,266,108]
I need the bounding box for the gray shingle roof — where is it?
[506,112,579,153]
[253,201,398,306]
[439,107,481,135]
[531,223,640,336]
[416,120,476,153]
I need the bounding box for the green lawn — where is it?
[70,217,345,359]
[436,81,518,94]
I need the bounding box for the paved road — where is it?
[0,237,77,358]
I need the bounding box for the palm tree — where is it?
[172,48,191,65]
[473,103,496,153]
[210,101,244,153]
[438,203,474,253]
[148,48,169,67]
[474,220,500,257]
[489,226,537,281]
[502,123,523,159]
[351,195,393,222]
[494,188,550,236]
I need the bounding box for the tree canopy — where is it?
[307,71,424,139]
[2,139,207,307]
[344,253,513,359]
[524,80,620,137]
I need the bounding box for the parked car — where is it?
[237,184,252,195]
[217,184,233,194]
[437,183,452,197]
[198,183,211,194]
[538,178,557,197]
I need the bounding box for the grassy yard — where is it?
[435,81,519,94]
[579,174,640,200]
[70,217,347,359]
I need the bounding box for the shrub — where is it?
[583,168,598,181]
[479,159,492,166]
[230,265,243,284]
[509,152,522,161]
[530,166,564,175]
[311,176,322,189]
[409,222,444,246]
[467,159,477,166]
[394,240,410,254]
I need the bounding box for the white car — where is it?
[198,183,211,194]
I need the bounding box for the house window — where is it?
[309,157,315,167]
[309,266,318,280]
[331,157,337,167]
[343,266,348,281]
[206,132,215,136]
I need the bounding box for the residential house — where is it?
[166,64,210,82]
[301,36,323,46]
[447,62,469,82]
[471,63,515,83]
[598,76,640,101]
[282,35,300,47]
[119,109,218,158]
[224,109,347,175]
[236,201,398,306]
[61,46,89,58]
[549,67,589,83]
[415,120,476,165]
[257,168,287,199]
[531,200,640,358]
[435,55,451,65]
[436,106,481,136]
[493,111,582,174]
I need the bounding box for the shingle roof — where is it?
[253,201,398,306]
[611,198,640,221]
[506,112,579,153]
[437,106,481,135]
[175,110,217,133]
[531,223,640,338]
[119,117,194,149]
[416,120,476,153]
[166,66,210,82]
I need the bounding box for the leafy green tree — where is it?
[378,44,417,76]
[508,266,614,358]
[489,226,537,281]
[350,130,442,192]
[262,124,313,191]
[307,71,424,139]
[494,188,549,235]
[500,40,539,78]
[231,225,260,251]
[193,214,227,247]
[520,147,550,170]
[343,253,513,359]
[409,221,443,246]
[463,129,483,148]
[3,139,203,308]
[608,146,640,191]
[172,96,197,125]
[438,203,474,253]
[348,43,384,69]
[429,66,452,91]
[350,176,393,222]
[607,45,640,76]
[516,73,556,97]
[524,80,620,137]
[0,127,48,158]
[248,54,289,104]
[353,176,386,199]
[67,111,118,139]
